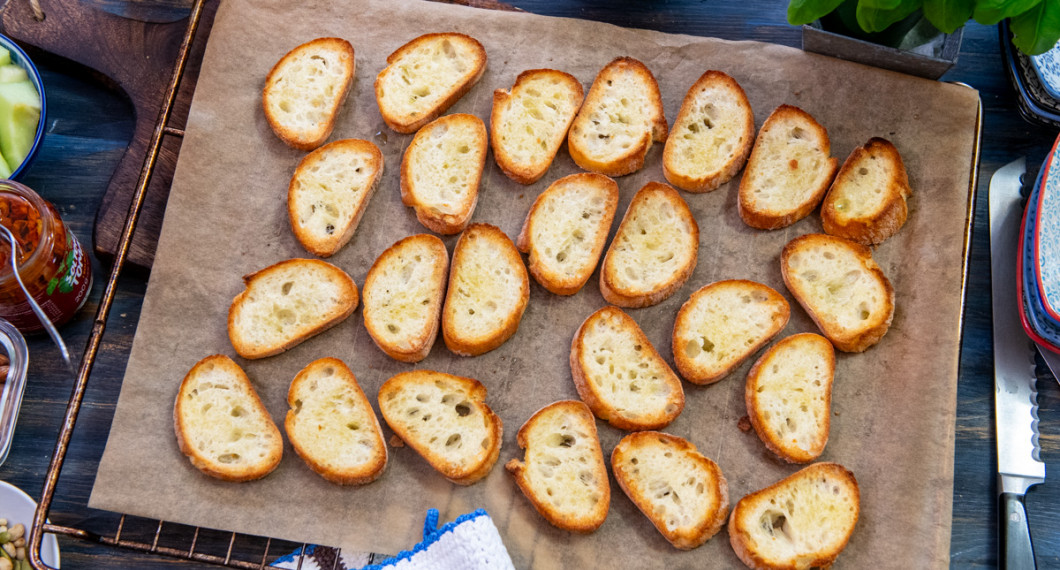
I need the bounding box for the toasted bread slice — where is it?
[400,113,487,235]
[570,306,684,430]
[567,57,668,177]
[729,462,860,570]
[285,358,387,485]
[611,432,728,550]
[174,355,282,482]
[745,333,835,463]
[663,70,755,193]
[780,233,894,352]
[821,137,912,245]
[288,139,384,257]
[506,400,610,533]
[672,280,790,385]
[375,33,486,134]
[362,234,449,363]
[515,173,619,295]
[600,182,698,308]
[442,223,529,356]
[738,105,838,230]
[378,370,502,485]
[492,69,585,184]
[263,38,355,151]
[227,259,358,359]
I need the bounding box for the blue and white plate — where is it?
[0,480,60,567]
[1033,132,1060,324]
[1031,42,1060,101]
[1018,152,1060,352]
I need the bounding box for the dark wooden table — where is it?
[0,1,1057,568]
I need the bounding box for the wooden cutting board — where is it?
[0,0,516,269]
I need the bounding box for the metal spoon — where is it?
[0,224,73,372]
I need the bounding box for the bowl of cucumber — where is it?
[0,36,44,181]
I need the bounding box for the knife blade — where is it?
[989,157,1046,570]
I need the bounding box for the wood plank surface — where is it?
[0,1,1055,568]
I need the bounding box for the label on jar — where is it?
[0,230,92,333]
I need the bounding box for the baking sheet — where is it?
[89,0,980,567]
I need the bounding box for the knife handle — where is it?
[999,493,1037,570]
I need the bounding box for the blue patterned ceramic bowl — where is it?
[1031,42,1060,101]
[1019,153,1060,352]
[1033,133,1060,325]
[0,34,45,181]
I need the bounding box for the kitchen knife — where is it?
[989,157,1046,570]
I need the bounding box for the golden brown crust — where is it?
[491,69,585,184]
[362,234,449,363]
[227,259,359,359]
[400,113,487,235]
[820,137,912,245]
[375,33,487,134]
[506,400,610,533]
[570,306,684,430]
[738,104,838,230]
[611,432,729,549]
[567,57,668,177]
[287,139,384,257]
[174,355,283,482]
[671,279,790,385]
[285,358,387,485]
[744,333,835,463]
[780,234,895,352]
[663,70,755,193]
[728,462,860,570]
[263,38,354,151]
[442,223,530,356]
[516,172,619,296]
[599,182,699,308]
[378,370,502,485]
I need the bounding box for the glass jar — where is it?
[0,180,92,333]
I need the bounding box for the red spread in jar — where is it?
[0,181,92,333]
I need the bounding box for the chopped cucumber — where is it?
[0,47,11,67]
[0,66,28,84]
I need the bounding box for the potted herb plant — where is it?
[789,0,1060,79]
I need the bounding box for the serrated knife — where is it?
[989,157,1045,570]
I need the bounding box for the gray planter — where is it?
[802,20,962,80]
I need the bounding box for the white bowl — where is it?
[0,479,60,567]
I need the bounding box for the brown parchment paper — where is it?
[89,0,980,567]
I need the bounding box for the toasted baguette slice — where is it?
[362,234,448,363]
[506,401,610,533]
[672,280,790,385]
[729,463,859,570]
[288,139,384,257]
[738,105,838,230]
[662,70,755,193]
[442,223,529,356]
[611,432,728,550]
[491,69,585,184]
[228,259,358,359]
[780,233,894,352]
[820,137,912,245]
[515,173,619,295]
[600,182,698,308]
[375,33,486,134]
[401,113,487,235]
[377,370,502,485]
[263,38,355,151]
[285,358,387,485]
[567,57,668,177]
[570,306,684,430]
[745,333,835,463]
[174,355,282,482]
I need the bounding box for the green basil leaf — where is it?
[788,0,848,25]
[1011,0,1060,55]
[857,0,922,32]
[923,0,974,33]
[973,0,1041,26]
